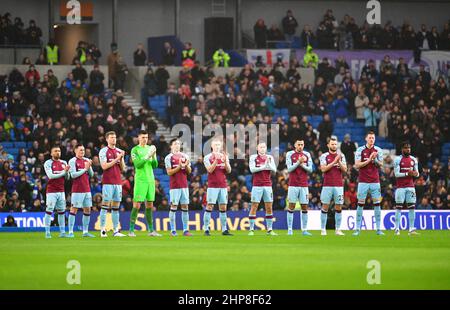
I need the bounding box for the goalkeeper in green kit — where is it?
[128,130,162,237]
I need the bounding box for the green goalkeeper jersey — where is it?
[131,144,158,183]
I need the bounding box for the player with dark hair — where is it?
[128,130,161,237]
[285,140,313,236]
[43,146,70,238]
[393,142,420,235]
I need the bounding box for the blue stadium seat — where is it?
[1,142,14,148]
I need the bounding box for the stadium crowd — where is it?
[0,8,449,213]
[1,51,449,213]
[254,9,450,50]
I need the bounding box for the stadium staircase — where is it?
[124,92,176,142]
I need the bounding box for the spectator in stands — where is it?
[24,65,39,82]
[162,42,176,66]
[318,113,333,145]
[333,92,349,123]
[2,215,17,227]
[25,19,41,45]
[114,56,128,91]
[281,10,298,42]
[181,42,196,67]
[441,23,450,50]
[254,19,268,49]
[12,17,25,45]
[107,42,120,88]
[22,57,32,65]
[133,43,147,66]
[364,103,380,133]
[212,48,230,67]
[44,39,60,65]
[417,197,433,210]
[88,64,105,94]
[74,41,88,64]
[400,23,417,49]
[87,43,102,64]
[267,24,285,48]
[155,65,170,95]
[417,24,433,50]
[429,26,440,50]
[35,52,46,65]
[303,45,319,69]
[72,61,88,83]
[143,67,157,98]
[380,21,399,49]
[301,24,315,48]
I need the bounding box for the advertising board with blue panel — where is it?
[1,211,449,231]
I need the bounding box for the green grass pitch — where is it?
[1,230,449,290]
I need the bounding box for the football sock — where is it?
[408,208,416,231]
[181,209,189,231]
[58,211,65,233]
[219,210,227,232]
[249,215,256,230]
[100,207,108,231]
[203,209,212,231]
[374,205,381,230]
[395,208,401,230]
[111,208,119,232]
[145,208,154,232]
[44,211,52,234]
[129,207,139,232]
[356,205,364,230]
[287,209,294,230]
[82,213,90,234]
[265,214,273,231]
[169,208,177,231]
[68,212,76,234]
[301,210,308,231]
[320,209,328,230]
[335,210,342,230]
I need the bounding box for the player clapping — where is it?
[285,140,313,236]
[129,130,162,237]
[393,142,420,235]
[67,144,95,238]
[319,137,347,236]
[164,138,193,236]
[353,131,384,236]
[43,146,70,238]
[99,131,126,237]
[203,139,233,236]
[248,142,277,236]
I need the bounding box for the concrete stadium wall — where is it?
[0,48,42,65]
[0,65,109,87]
[1,0,449,64]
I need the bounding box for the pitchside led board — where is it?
[1,211,449,231]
